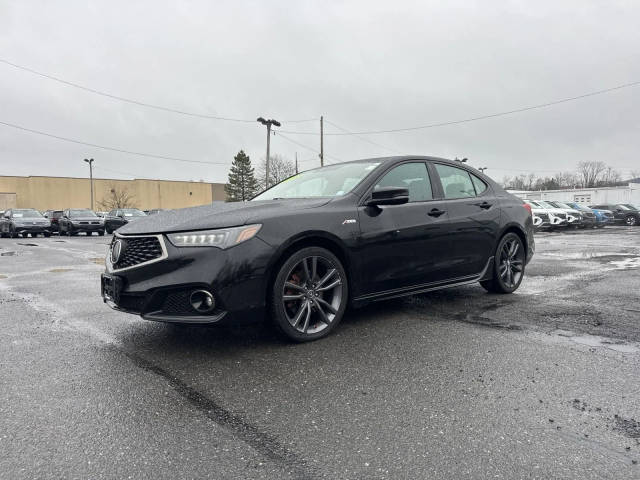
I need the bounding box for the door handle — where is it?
[474,201,492,209]
[428,208,446,217]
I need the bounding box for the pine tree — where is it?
[225,150,259,201]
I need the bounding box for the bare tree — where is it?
[258,154,296,187]
[577,161,607,188]
[97,184,137,210]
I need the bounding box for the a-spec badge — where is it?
[342,219,357,225]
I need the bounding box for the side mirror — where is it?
[367,186,410,207]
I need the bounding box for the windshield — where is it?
[536,201,555,209]
[622,204,638,210]
[13,209,43,218]
[121,209,146,217]
[69,209,97,218]
[617,204,631,210]
[553,202,572,209]
[252,161,381,201]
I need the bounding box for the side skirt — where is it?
[353,256,494,305]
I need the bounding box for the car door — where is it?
[356,161,453,296]
[432,163,500,278]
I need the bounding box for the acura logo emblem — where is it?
[111,240,123,264]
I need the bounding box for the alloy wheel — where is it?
[626,215,637,226]
[499,237,524,289]
[282,255,343,334]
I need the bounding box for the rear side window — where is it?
[374,163,433,202]
[470,174,488,195]
[435,164,476,199]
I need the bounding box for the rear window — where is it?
[435,164,476,199]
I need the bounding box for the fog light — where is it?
[189,290,215,313]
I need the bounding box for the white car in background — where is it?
[526,200,568,229]
[524,200,551,229]
[545,201,584,228]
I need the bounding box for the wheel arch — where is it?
[264,231,353,303]
[498,223,528,256]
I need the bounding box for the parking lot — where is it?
[1,226,639,479]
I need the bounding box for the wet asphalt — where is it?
[1,226,639,479]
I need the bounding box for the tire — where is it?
[480,232,526,294]
[270,246,348,342]
[44,232,51,237]
[10,229,18,238]
[105,227,112,234]
[625,215,637,226]
[98,230,105,236]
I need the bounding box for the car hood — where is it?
[117,198,331,235]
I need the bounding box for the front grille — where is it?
[113,236,163,270]
[537,213,549,221]
[556,213,567,220]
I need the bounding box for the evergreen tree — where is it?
[225,150,259,201]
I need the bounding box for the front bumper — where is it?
[101,234,275,324]
[14,225,51,234]
[70,223,104,232]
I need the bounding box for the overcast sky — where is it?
[1,0,639,184]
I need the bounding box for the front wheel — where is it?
[480,232,526,294]
[98,230,105,236]
[270,247,348,342]
[626,215,637,226]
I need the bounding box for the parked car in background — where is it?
[526,200,567,229]
[146,209,165,215]
[589,203,640,226]
[523,200,551,230]
[0,208,52,238]
[544,201,584,228]
[584,206,615,228]
[59,209,105,236]
[564,203,597,228]
[104,208,147,234]
[43,210,64,233]
[95,211,108,218]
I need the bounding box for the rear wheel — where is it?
[270,247,348,342]
[626,215,637,226]
[480,232,525,294]
[98,230,105,236]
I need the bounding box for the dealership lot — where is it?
[1,227,639,479]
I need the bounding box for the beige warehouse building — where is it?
[0,175,226,211]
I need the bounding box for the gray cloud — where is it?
[1,0,639,184]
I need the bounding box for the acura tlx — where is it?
[101,156,534,342]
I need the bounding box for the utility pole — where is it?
[295,152,298,174]
[84,158,94,210]
[319,115,324,167]
[257,117,281,188]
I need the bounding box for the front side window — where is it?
[374,163,433,202]
[435,164,476,199]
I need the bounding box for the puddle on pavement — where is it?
[555,330,640,353]
[17,243,39,247]
[1,251,16,256]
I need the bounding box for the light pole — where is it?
[84,158,94,210]
[257,117,281,188]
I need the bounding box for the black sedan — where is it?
[1,208,52,238]
[59,209,105,236]
[104,208,147,234]
[589,203,640,226]
[101,156,534,341]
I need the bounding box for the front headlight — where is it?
[167,224,261,248]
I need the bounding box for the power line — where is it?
[275,131,343,163]
[279,80,640,136]
[0,58,317,124]
[323,118,404,154]
[0,119,228,166]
